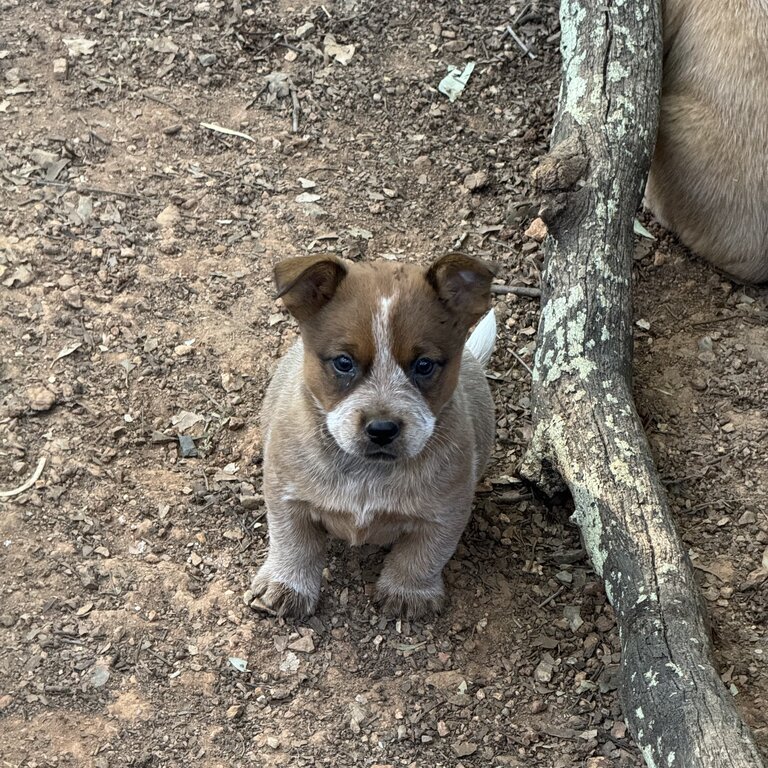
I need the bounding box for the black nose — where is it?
[365,419,400,446]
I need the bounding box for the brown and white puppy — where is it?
[646,0,768,282]
[251,254,496,619]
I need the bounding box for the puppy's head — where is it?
[274,254,494,462]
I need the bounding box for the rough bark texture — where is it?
[520,1,766,767]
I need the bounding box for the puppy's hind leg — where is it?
[251,502,326,617]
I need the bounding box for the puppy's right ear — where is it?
[274,255,347,322]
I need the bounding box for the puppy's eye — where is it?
[331,354,356,375]
[412,357,436,377]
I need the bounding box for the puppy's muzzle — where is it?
[365,419,400,446]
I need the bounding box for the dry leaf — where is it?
[324,35,355,65]
[200,122,255,143]
[63,38,98,57]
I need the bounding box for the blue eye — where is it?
[332,354,356,374]
[413,357,436,377]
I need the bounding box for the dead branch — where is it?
[519,0,765,765]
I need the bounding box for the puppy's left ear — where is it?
[273,254,347,323]
[426,254,496,324]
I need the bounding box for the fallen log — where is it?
[519,0,765,765]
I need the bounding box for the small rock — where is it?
[0,694,13,711]
[226,704,243,720]
[530,698,547,714]
[279,651,300,674]
[444,39,469,52]
[85,663,110,689]
[30,149,59,168]
[437,720,449,737]
[26,386,56,412]
[156,204,181,228]
[178,435,198,458]
[221,371,244,392]
[586,758,613,768]
[425,670,466,690]
[53,57,68,81]
[349,701,366,733]
[611,721,627,740]
[746,341,768,363]
[57,274,75,291]
[463,170,488,191]
[62,285,82,308]
[174,344,194,357]
[563,605,583,631]
[533,653,555,683]
[738,511,757,525]
[190,552,203,567]
[452,741,478,757]
[198,53,216,67]
[295,22,315,38]
[240,495,262,510]
[4,265,34,288]
[524,217,548,241]
[287,635,315,654]
[266,736,280,749]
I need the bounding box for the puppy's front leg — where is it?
[251,502,326,617]
[376,506,471,619]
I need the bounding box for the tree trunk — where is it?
[519,1,766,766]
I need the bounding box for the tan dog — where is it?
[251,254,496,619]
[646,0,768,282]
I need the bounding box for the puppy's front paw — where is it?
[376,577,445,620]
[249,569,318,618]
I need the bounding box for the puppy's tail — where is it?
[465,308,496,368]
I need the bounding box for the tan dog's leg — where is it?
[376,507,471,619]
[251,503,326,617]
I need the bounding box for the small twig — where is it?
[6,174,142,200]
[253,35,282,59]
[290,86,301,134]
[80,185,143,200]
[537,585,565,609]
[509,348,533,377]
[200,390,228,414]
[492,284,542,298]
[140,90,186,116]
[245,81,270,110]
[688,313,754,328]
[0,457,46,499]
[145,647,175,668]
[506,25,537,60]
[498,490,533,504]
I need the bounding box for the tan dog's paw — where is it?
[376,581,444,620]
[249,572,317,618]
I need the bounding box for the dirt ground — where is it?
[1,1,766,767]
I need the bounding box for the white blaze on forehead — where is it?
[371,294,410,391]
[324,292,437,459]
